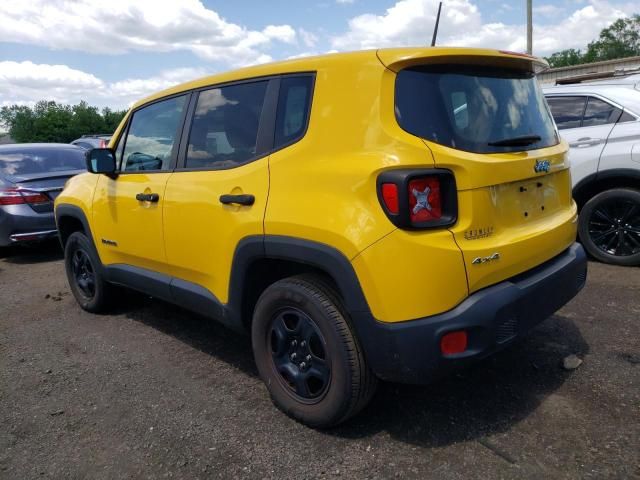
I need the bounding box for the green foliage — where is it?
[0,101,127,143]
[583,15,640,63]
[545,14,640,68]
[545,48,584,68]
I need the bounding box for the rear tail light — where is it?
[408,176,442,223]
[381,183,399,214]
[377,169,457,229]
[0,187,50,205]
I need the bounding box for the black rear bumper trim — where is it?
[351,243,588,384]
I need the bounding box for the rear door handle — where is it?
[571,137,602,148]
[219,194,255,206]
[136,193,160,202]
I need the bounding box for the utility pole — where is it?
[526,0,532,54]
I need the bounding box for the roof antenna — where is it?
[431,1,443,46]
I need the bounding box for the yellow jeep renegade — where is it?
[55,48,587,427]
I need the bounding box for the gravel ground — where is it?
[1,242,639,479]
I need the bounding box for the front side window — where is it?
[274,76,313,149]
[547,96,587,130]
[395,65,558,153]
[186,81,268,169]
[122,95,187,172]
[582,97,622,127]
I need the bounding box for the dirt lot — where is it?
[0,242,638,479]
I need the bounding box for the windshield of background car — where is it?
[0,148,85,176]
[395,65,559,153]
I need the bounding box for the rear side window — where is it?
[0,148,85,176]
[619,111,637,123]
[186,81,268,169]
[547,96,586,130]
[582,97,622,127]
[122,95,187,172]
[395,65,558,153]
[274,76,313,149]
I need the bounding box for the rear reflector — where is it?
[440,331,468,355]
[0,188,50,205]
[408,176,442,223]
[381,183,399,214]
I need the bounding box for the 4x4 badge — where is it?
[412,186,432,214]
[534,159,551,173]
[472,252,501,265]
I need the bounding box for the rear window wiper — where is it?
[488,134,542,147]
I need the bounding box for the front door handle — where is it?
[136,193,160,203]
[219,194,255,206]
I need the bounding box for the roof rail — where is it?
[80,133,112,138]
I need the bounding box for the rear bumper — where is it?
[0,205,57,247]
[351,243,587,384]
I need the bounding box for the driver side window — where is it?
[122,95,187,172]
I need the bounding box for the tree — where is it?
[544,14,640,68]
[0,101,127,143]
[545,48,584,68]
[0,105,35,143]
[583,15,640,63]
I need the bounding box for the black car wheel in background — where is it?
[0,143,86,247]
[578,188,640,266]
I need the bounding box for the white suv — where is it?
[544,75,640,266]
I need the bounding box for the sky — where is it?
[0,0,637,110]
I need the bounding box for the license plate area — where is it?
[494,175,561,224]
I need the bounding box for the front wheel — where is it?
[251,275,377,428]
[578,188,640,266]
[64,231,114,312]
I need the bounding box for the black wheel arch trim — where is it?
[54,204,95,249]
[228,235,371,321]
[573,169,640,207]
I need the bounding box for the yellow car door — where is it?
[164,76,312,305]
[163,79,275,304]
[92,94,189,276]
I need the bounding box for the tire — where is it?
[64,231,114,312]
[251,275,377,428]
[578,188,640,266]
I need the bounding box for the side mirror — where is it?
[86,148,117,176]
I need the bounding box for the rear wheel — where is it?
[578,188,640,266]
[251,275,377,428]
[64,231,114,312]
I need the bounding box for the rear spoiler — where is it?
[376,47,549,75]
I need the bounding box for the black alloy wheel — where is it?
[71,248,96,299]
[269,308,331,401]
[64,231,114,312]
[252,275,377,428]
[579,188,640,266]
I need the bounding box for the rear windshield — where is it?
[0,148,85,176]
[395,65,558,153]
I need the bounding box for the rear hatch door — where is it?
[386,49,577,292]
